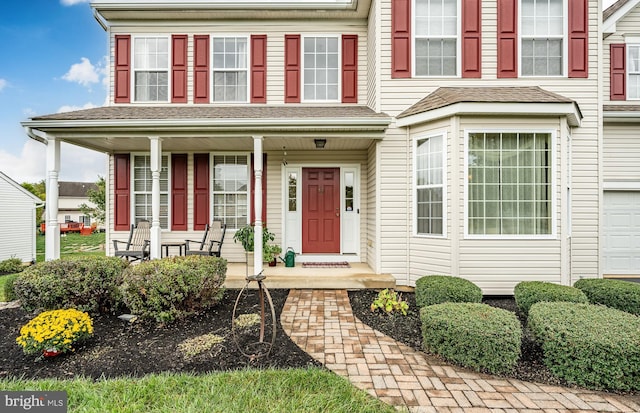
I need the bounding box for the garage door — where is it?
[603,191,640,275]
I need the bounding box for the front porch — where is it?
[224,262,396,290]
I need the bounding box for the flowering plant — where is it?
[16,308,94,355]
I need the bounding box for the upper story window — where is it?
[520,0,565,76]
[133,37,169,102]
[628,45,640,99]
[303,36,340,102]
[212,36,249,102]
[414,0,458,77]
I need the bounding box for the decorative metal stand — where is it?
[232,267,277,359]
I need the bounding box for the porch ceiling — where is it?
[22,105,391,153]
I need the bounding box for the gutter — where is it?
[23,126,47,145]
[93,8,109,31]
[91,0,358,11]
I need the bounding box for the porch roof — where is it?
[396,86,583,127]
[604,104,640,122]
[22,105,391,152]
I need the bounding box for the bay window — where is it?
[467,132,553,236]
[415,134,445,235]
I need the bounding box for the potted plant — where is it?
[233,225,276,263]
[264,244,282,266]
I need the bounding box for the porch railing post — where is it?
[253,136,264,275]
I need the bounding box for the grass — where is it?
[0,369,395,413]
[36,231,106,262]
[0,274,12,301]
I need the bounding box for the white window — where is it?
[467,132,553,236]
[521,0,564,76]
[415,134,445,236]
[303,36,340,101]
[132,154,170,229]
[133,37,169,102]
[212,154,249,230]
[628,45,640,99]
[414,0,458,77]
[212,37,249,102]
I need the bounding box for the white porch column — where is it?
[149,136,162,260]
[253,136,264,275]
[45,136,61,261]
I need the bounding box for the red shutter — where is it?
[194,35,210,103]
[171,154,187,231]
[114,154,130,231]
[568,0,588,78]
[114,35,131,103]
[251,35,267,103]
[342,35,358,103]
[462,0,482,78]
[391,0,411,78]
[172,35,188,103]
[497,0,518,78]
[193,154,210,230]
[285,35,301,103]
[610,44,627,101]
[250,154,267,226]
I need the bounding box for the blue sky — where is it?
[0,0,107,184]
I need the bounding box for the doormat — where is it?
[302,262,350,268]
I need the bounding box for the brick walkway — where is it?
[281,289,640,413]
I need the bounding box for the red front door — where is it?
[302,168,340,253]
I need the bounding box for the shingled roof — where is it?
[58,182,97,198]
[31,105,390,121]
[397,86,576,119]
[604,0,633,21]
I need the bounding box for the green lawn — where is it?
[0,369,394,413]
[0,274,12,301]
[36,231,106,262]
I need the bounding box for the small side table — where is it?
[161,242,186,257]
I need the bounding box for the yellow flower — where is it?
[16,308,94,356]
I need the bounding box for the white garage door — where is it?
[603,191,640,275]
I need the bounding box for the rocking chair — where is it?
[113,220,151,262]
[185,221,226,257]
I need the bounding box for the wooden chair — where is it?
[185,221,226,257]
[113,220,151,262]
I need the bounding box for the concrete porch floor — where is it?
[224,262,396,290]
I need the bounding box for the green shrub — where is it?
[420,302,521,374]
[415,275,482,308]
[528,302,640,391]
[13,256,128,314]
[2,273,20,301]
[514,281,587,316]
[119,256,227,323]
[574,278,640,316]
[0,257,24,275]
[370,289,409,316]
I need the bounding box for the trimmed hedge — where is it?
[119,256,227,323]
[420,302,522,374]
[528,302,640,391]
[574,278,640,316]
[514,281,587,316]
[415,275,482,308]
[13,256,128,314]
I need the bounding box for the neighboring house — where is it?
[57,181,98,225]
[22,0,607,294]
[0,171,43,263]
[602,0,640,279]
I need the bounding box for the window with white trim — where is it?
[467,132,552,236]
[629,45,640,99]
[212,36,249,102]
[132,154,169,229]
[133,37,169,102]
[212,154,249,229]
[414,0,458,77]
[521,0,564,76]
[303,36,340,101]
[415,135,444,235]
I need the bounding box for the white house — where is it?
[21,0,615,293]
[57,181,98,225]
[0,171,43,263]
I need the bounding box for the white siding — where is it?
[603,6,640,105]
[603,123,640,182]
[0,175,38,263]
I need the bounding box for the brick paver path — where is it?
[281,289,640,413]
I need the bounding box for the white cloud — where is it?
[0,140,106,183]
[0,78,7,92]
[62,58,100,88]
[57,102,98,113]
[60,0,90,6]
[23,108,37,118]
